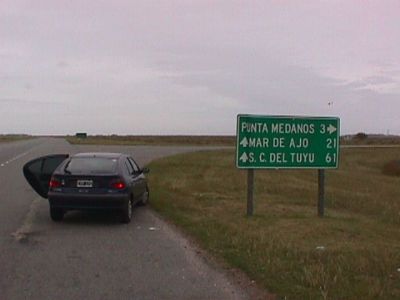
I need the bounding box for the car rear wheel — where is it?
[50,206,64,222]
[121,198,133,223]
[138,186,149,206]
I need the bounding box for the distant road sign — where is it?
[236,115,340,169]
[76,133,87,138]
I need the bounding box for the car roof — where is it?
[72,152,125,159]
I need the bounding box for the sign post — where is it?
[318,169,325,217]
[247,169,254,216]
[236,115,340,216]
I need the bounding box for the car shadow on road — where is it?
[60,208,144,226]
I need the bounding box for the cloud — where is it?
[341,75,399,94]
[57,61,69,68]
[0,0,399,135]
[0,98,62,105]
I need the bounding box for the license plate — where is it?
[77,180,93,188]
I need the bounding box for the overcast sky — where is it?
[1,1,399,135]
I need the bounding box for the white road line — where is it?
[0,149,35,167]
[11,197,42,242]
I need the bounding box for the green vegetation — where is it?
[66,134,400,147]
[66,135,235,146]
[148,148,400,299]
[0,134,32,143]
[341,134,400,145]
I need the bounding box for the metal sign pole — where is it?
[318,169,325,217]
[247,169,254,216]
[236,115,340,218]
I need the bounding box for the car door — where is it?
[123,157,138,198]
[128,157,146,197]
[23,154,69,199]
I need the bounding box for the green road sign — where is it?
[236,115,340,169]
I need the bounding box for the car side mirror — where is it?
[141,167,150,174]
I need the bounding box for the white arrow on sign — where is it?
[239,152,248,163]
[240,137,249,147]
[327,124,337,134]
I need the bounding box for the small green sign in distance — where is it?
[236,115,340,169]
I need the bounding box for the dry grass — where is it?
[383,160,400,177]
[0,134,32,143]
[66,135,235,146]
[66,134,400,146]
[341,136,400,145]
[148,148,400,299]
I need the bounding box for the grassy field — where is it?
[0,134,32,143]
[66,135,236,146]
[66,134,400,147]
[341,132,400,145]
[147,148,400,299]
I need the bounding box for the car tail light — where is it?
[111,180,126,190]
[49,177,61,188]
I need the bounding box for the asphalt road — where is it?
[0,138,251,300]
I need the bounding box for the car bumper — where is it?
[48,192,129,211]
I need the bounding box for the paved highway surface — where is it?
[0,138,253,300]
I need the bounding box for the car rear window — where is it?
[65,157,118,174]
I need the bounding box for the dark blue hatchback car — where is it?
[23,152,149,223]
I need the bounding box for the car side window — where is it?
[124,159,134,175]
[128,157,140,173]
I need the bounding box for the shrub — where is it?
[354,132,368,140]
